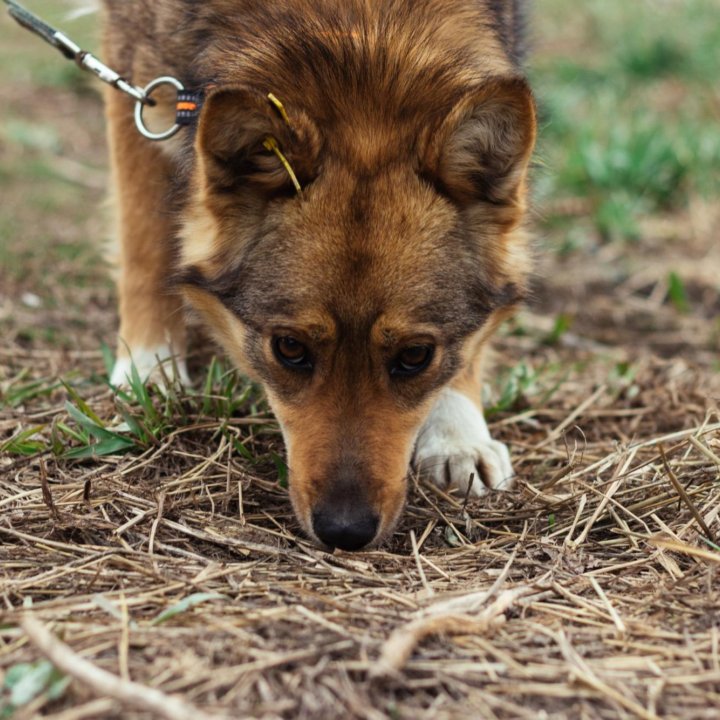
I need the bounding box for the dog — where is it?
[102,0,536,551]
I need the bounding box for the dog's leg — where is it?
[106,92,188,387]
[413,350,513,496]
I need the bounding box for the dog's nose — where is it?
[312,508,379,551]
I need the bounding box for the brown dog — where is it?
[103,0,536,550]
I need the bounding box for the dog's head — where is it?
[179,76,535,550]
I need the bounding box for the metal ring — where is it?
[134,76,185,141]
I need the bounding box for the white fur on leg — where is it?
[413,388,514,496]
[110,345,189,388]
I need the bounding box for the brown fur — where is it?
[106,89,187,362]
[103,0,536,548]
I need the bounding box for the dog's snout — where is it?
[312,506,379,551]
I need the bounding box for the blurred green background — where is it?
[532,0,719,248]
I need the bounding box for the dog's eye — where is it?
[273,336,312,370]
[390,345,434,377]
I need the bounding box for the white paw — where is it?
[413,388,514,496]
[110,345,189,388]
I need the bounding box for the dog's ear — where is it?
[426,77,536,209]
[197,88,322,196]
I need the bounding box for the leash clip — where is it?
[5,0,203,142]
[134,78,205,141]
[134,77,185,141]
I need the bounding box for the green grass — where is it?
[0,368,63,409]
[667,271,691,315]
[484,358,569,417]
[532,0,720,245]
[1,660,69,719]
[0,356,276,467]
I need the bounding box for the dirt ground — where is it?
[1,2,719,719]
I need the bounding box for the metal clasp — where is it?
[134,76,186,141]
[4,1,192,143]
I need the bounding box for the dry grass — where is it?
[2,339,719,718]
[2,1,720,718]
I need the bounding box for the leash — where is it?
[4,0,202,141]
[4,1,304,192]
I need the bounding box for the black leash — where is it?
[4,0,203,141]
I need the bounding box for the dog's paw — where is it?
[110,345,189,389]
[413,388,514,496]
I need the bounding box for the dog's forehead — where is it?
[206,165,508,339]
[281,167,468,279]
[258,182,470,322]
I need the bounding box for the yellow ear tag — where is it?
[268,92,292,128]
[263,136,303,195]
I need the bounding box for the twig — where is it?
[372,583,540,677]
[410,530,433,596]
[558,630,659,720]
[588,576,626,636]
[688,435,720,467]
[20,615,230,720]
[569,448,636,546]
[535,385,606,449]
[647,536,720,565]
[660,445,716,543]
[39,458,59,520]
[148,491,166,557]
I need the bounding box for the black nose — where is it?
[312,508,379,551]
